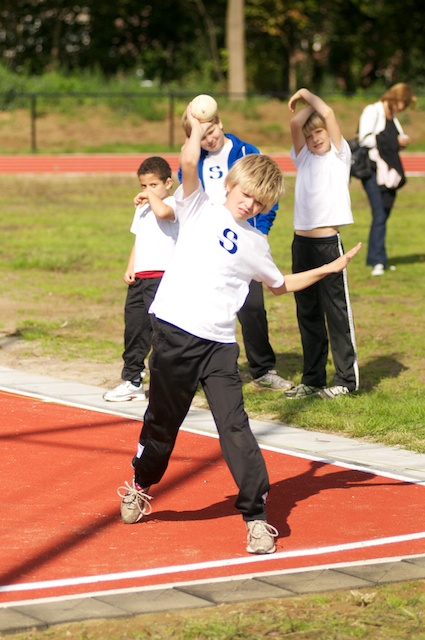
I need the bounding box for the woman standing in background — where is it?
[358,83,416,276]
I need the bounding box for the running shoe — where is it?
[254,370,294,391]
[103,380,146,402]
[117,480,152,524]
[317,385,350,399]
[371,263,385,276]
[284,384,322,399]
[246,520,278,554]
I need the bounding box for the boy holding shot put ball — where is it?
[118,101,362,555]
[178,95,295,392]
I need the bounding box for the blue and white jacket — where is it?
[178,133,277,235]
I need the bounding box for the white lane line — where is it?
[2,530,425,594]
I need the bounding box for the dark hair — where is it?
[137,156,172,181]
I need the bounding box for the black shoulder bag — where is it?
[348,111,379,180]
[348,137,375,180]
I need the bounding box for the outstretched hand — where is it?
[330,242,362,273]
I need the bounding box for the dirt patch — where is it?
[2,98,424,154]
[0,296,121,388]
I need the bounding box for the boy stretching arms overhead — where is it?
[285,88,359,400]
[118,103,361,555]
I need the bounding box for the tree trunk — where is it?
[226,0,246,99]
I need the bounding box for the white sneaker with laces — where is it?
[117,480,152,524]
[253,370,294,391]
[246,520,278,554]
[284,383,322,399]
[371,263,385,276]
[103,380,146,402]
[318,385,350,399]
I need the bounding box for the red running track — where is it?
[1,389,425,605]
[1,153,425,174]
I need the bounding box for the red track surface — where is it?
[1,153,425,175]
[1,390,425,605]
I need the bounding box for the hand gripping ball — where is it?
[191,94,218,122]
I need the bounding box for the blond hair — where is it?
[302,111,326,137]
[181,108,220,137]
[381,83,417,110]
[225,155,284,213]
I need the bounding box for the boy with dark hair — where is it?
[118,102,361,554]
[103,156,178,402]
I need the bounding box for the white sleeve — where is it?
[174,182,209,225]
[358,104,380,148]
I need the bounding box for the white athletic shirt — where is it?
[201,138,232,204]
[290,139,353,230]
[131,196,178,272]
[150,183,284,343]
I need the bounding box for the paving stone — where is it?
[14,596,127,625]
[96,587,215,613]
[259,568,373,594]
[177,577,293,603]
[336,559,425,584]
[404,556,425,570]
[0,607,46,635]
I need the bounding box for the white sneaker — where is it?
[117,480,152,524]
[371,263,385,276]
[246,520,278,554]
[103,380,146,402]
[253,370,294,391]
[317,385,350,399]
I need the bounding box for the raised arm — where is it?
[288,88,342,151]
[269,243,362,296]
[145,191,175,220]
[180,103,213,198]
[289,105,315,155]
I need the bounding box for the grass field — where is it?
[1,172,425,640]
[0,173,424,451]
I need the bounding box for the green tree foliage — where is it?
[0,0,227,83]
[0,0,424,92]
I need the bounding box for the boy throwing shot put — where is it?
[118,102,361,555]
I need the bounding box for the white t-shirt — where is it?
[150,184,284,343]
[131,196,178,272]
[201,139,232,205]
[290,139,353,230]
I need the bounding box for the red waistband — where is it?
[135,271,164,279]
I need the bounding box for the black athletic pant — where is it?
[121,277,162,383]
[132,318,270,521]
[237,280,276,379]
[292,234,359,391]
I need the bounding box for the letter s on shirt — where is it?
[219,228,238,254]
